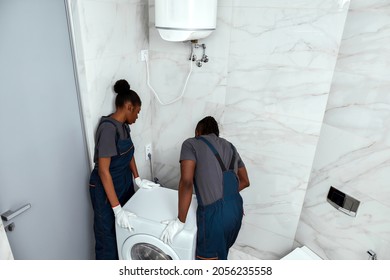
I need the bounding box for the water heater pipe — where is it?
[144,45,194,106]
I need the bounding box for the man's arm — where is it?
[238,166,250,192]
[178,160,196,223]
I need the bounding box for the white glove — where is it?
[134,177,160,189]
[160,218,185,244]
[112,205,137,232]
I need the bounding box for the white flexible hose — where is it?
[145,54,193,106]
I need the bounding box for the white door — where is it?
[0,0,93,259]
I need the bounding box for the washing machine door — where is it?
[122,234,180,260]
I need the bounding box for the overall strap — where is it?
[197,137,227,172]
[123,123,130,138]
[193,178,204,207]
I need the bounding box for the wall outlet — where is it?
[140,49,148,61]
[145,143,152,161]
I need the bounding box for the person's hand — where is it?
[160,218,185,244]
[112,205,137,232]
[134,177,160,189]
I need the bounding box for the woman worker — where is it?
[161,116,250,260]
[89,79,158,260]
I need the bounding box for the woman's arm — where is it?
[237,166,250,192]
[178,160,195,223]
[98,157,120,207]
[129,156,140,179]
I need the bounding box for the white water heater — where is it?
[155,0,218,42]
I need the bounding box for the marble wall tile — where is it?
[233,0,350,10]
[71,0,152,177]
[232,221,295,260]
[297,124,390,259]
[348,0,390,10]
[229,7,347,71]
[223,107,322,166]
[77,0,131,60]
[225,62,333,122]
[330,9,390,82]
[226,5,348,123]
[76,0,147,61]
[296,0,390,260]
[307,125,390,208]
[218,0,233,7]
[325,75,390,145]
[323,7,390,146]
[303,123,390,215]
[297,201,390,260]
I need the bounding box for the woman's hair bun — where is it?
[113,79,130,95]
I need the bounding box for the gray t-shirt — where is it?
[93,116,131,163]
[180,133,245,206]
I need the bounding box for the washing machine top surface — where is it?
[123,186,197,228]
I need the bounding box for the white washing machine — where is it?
[116,186,197,260]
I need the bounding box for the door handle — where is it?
[1,203,31,221]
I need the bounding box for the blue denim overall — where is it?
[89,120,135,260]
[194,137,243,260]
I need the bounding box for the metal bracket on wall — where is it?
[189,40,209,67]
